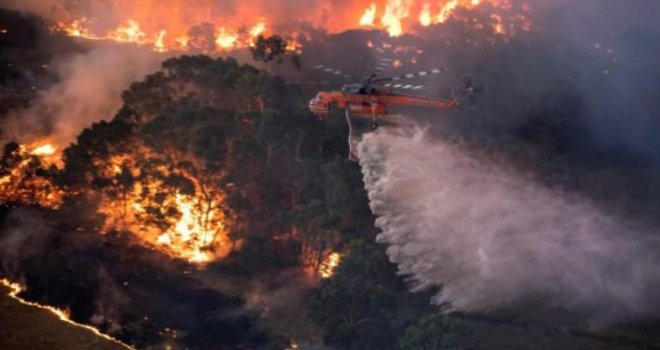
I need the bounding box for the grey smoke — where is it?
[359,127,660,323]
[2,43,161,147]
[0,44,163,146]
[0,208,52,278]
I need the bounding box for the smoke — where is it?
[0,208,52,278]
[1,43,161,147]
[358,127,660,323]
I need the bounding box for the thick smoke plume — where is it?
[359,127,660,323]
[2,44,161,147]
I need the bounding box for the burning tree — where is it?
[51,55,354,268]
[0,141,63,207]
[1,51,370,275]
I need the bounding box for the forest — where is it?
[2,3,660,349]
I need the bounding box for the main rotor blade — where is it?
[383,83,426,90]
[312,64,355,79]
[372,57,394,73]
[374,67,448,83]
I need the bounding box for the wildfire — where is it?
[215,28,239,50]
[358,0,528,36]
[0,141,63,207]
[360,3,378,26]
[0,278,135,349]
[46,0,530,53]
[98,152,233,265]
[419,3,432,27]
[51,16,293,54]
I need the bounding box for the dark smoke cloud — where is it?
[423,0,660,165]
[0,208,52,279]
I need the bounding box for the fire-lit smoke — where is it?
[1,44,161,149]
[358,127,660,323]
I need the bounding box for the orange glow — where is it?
[215,27,239,50]
[360,3,378,26]
[109,20,147,44]
[319,252,341,278]
[0,140,63,207]
[438,0,460,23]
[0,139,234,265]
[30,143,57,157]
[154,30,167,52]
[419,3,432,27]
[48,0,530,53]
[380,0,410,37]
[356,0,525,37]
[97,151,234,265]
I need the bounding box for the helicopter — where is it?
[307,59,484,160]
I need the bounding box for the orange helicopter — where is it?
[307,61,484,159]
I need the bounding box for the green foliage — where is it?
[307,241,410,349]
[58,55,368,271]
[307,240,464,350]
[399,314,466,350]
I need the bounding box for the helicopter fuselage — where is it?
[309,84,460,118]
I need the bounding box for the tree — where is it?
[399,314,466,350]
[307,240,407,349]
[250,35,288,63]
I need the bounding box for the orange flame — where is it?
[318,252,341,279]
[48,0,530,53]
[98,152,233,265]
[0,141,63,207]
[359,3,378,26]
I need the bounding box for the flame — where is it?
[30,143,57,157]
[419,3,432,27]
[48,0,530,53]
[0,140,233,265]
[318,252,341,279]
[380,0,411,37]
[356,0,525,37]
[249,21,267,38]
[51,16,296,54]
[98,152,233,265]
[108,20,147,43]
[1,278,135,349]
[215,27,239,50]
[0,141,63,207]
[158,193,227,264]
[360,3,378,26]
[438,0,460,23]
[154,30,167,52]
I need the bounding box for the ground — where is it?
[0,284,129,350]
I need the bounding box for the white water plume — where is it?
[358,126,660,323]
